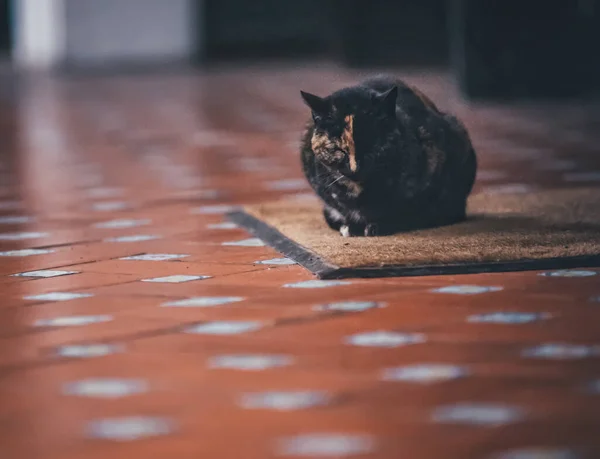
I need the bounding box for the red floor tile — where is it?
[0,64,599,458]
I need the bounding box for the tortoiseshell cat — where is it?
[299,75,477,237]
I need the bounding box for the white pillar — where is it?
[12,0,66,69]
[63,0,199,66]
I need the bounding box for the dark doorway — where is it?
[0,0,10,55]
[332,0,449,68]
[448,0,600,99]
[199,0,449,67]
[201,0,332,62]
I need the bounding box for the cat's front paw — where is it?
[340,225,352,237]
[364,223,380,237]
[340,224,367,237]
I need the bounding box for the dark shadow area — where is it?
[448,0,600,100]
[201,0,332,62]
[200,0,449,67]
[200,0,600,101]
[0,0,10,55]
[331,0,449,68]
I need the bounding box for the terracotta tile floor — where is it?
[1,62,600,458]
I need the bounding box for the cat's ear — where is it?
[300,90,331,116]
[376,86,398,117]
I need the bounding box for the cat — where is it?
[299,75,477,237]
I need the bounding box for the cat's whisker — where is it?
[326,175,344,188]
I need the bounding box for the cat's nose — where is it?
[347,156,358,174]
[347,158,359,174]
[341,162,358,178]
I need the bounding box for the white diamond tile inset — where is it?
[345,331,426,348]
[0,231,49,240]
[86,416,175,441]
[105,235,161,243]
[35,315,113,327]
[314,301,383,313]
[162,296,244,307]
[539,270,597,278]
[522,343,600,360]
[284,192,319,202]
[185,321,262,335]
[381,364,468,383]
[120,253,189,261]
[13,269,79,278]
[239,391,330,411]
[91,201,129,212]
[63,378,148,398]
[222,238,265,247]
[432,403,526,426]
[432,285,504,295]
[467,312,551,324]
[284,280,352,289]
[142,275,210,283]
[57,343,123,358]
[475,170,507,181]
[276,433,375,457]
[0,216,34,224]
[24,292,94,302]
[207,222,238,230]
[265,178,308,191]
[0,248,56,257]
[257,257,297,265]
[94,218,150,229]
[483,184,534,195]
[208,354,294,371]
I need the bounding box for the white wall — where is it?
[64,0,198,65]
[13,0,201,68]
[13,0,66,68]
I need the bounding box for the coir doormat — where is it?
[227,187,600,279]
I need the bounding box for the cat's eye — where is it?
[313,113,330,124]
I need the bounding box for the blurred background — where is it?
[2,0,599,100]
[1,2,600,457]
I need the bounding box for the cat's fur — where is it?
[299,75,477,237]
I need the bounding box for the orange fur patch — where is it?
[341,115,357,172]
[311,132,334,151]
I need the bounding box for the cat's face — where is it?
[300,87,397,180]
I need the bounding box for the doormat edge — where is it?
[227,210,600,279]
[227,210,339,278]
